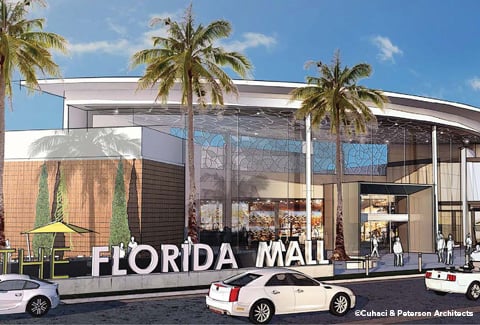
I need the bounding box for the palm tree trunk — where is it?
[186,79,198,243]
[331,126,349,261]
[51,161,61,221]
[0,73,5,247]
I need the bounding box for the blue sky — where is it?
[7,0,480,130]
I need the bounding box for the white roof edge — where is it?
[31,77,480,112]
[383,91,480,112]
[370,106,479,132]
[35,77,141,85]
[34,77,304,88]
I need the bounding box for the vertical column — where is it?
[461,147,469,241]
[305,115,312,241]
[432,126,439,235]
[225,134,232,230]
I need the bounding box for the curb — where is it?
[61,271,426,304]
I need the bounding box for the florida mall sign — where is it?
[0,240,328,279]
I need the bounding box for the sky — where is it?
[7,0,480,130]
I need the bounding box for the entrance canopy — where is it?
[360,183,431,195]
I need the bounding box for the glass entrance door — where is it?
[360,193,409,256]
[361,220,409,256]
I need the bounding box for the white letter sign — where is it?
[92,246,109,277]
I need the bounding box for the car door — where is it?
[0,280,26,313]
[263,273,295,313]
[287,273,327,312]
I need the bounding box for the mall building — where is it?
[4,77,480,258]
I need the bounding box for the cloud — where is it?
[106,18,127,37]
[468,77,480,91]
[68,39,132,55]
[6,0,50,18]
[66,10,175,57]
[67,5,276,59]
[219,32,277,52]
[371,36,403,62]
[68,28,276,58]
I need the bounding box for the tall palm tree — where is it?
[291,51,388,260]
[130,5,252,243]
[0,0,67,246]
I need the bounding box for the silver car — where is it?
[0,274,60,317]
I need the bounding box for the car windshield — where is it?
[224,273,261,287]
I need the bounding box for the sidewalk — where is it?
[333,247,467,276]
[61,248,468,304]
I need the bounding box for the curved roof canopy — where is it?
[32,77,480,145]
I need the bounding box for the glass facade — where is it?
[69,98,480,254]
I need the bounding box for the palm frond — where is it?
[0,1,66,98]
[291,51,387,137]
[131,4,252,108]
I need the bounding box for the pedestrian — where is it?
[247,230,253,249]
[119,242,126,258]
[393,237,403,266]
[445,234,454,265]
[127,236,138,255]
[436,232,445,263]
[371,234,379,258]
[465,233,472,254]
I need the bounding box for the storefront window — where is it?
[199,199,324,246]
[200,201,223,231]
[248,201,276,242]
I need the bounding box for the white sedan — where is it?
[205,268,356,324]
[0,274,60,317]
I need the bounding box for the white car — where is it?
[425,268,480,300]
[0,274,60,317]
[205,268,356,324]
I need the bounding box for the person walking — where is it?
[371,234,380,258]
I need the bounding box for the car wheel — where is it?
[466,282,480,300]
[249,300,274,324]
[26,296,51,317]
[329,292,350,316]
[433,291,447,296]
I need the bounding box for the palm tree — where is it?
[130,4,252,243]
[0,0,67,246]
[291,51,388,260]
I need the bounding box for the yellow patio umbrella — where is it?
[23,221,96,234]
[22,221,96,258]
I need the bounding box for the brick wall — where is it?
[3,158,185,258]
[140,160,185,250]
